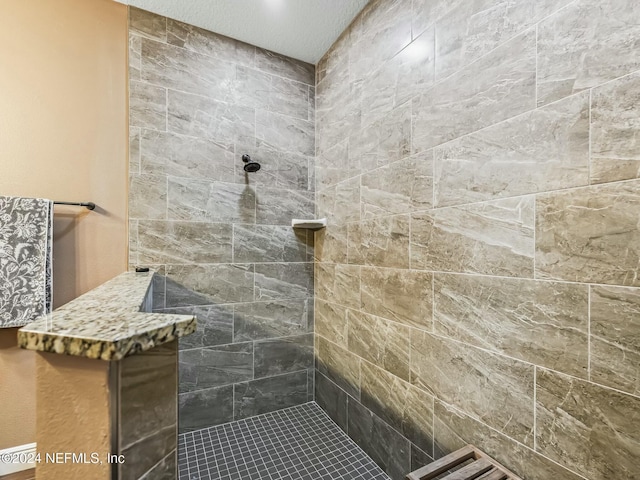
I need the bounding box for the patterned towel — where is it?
[0,196,53,328]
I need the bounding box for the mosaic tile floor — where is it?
[178,402,391,480]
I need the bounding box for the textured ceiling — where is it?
[113,0,369,64]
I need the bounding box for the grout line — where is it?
[533,365,537,451]
[587,285,592,382]
[589,88,593,185]
[535,23,539,107]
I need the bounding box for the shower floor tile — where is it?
[178,402,391,480]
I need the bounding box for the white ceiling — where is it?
[113,0,369,64]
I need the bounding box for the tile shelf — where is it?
[291,218,327,230]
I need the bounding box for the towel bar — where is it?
[53,201,95,210]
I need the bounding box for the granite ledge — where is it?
[17,272,196,361]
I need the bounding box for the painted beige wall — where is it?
[0,0,128,450]
[35,353,111,479]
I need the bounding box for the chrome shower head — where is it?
[242,154,261,173]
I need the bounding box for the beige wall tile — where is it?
[410,330,534,446]
[591,71,640,184]
[590,285,640,396]
[360,267,433,330]
[411,196,534,277]
[348,310,411,381]
[434,274,589,377]
[536,368,640,480]
[536,180,640,285]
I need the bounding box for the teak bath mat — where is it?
[406,445,523,480]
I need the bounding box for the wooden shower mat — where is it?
[406,445,523,480]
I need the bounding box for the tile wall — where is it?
[127,7,316,432]
[314,0,640,479]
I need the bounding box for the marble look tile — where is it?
[349,0,412,84]
[141,38,236,99]
[434,274,589,377]
[315,263,361,309]
[347,398,411,480]
[412,30,536,152]
[535,181,640,285]
[140,129,235,182]
[233,225,310,263]
[536,368,640,480]
[381,28,436,113]
[350,102,412,170]
[347,310,410,381]
[253,334,313,378]
[360,267,432,330]
[129,174,167,220]
[136,220,233,264]
[306,368,314,402]
[316,139,353,189]
[167,177,255,223]
[233,65,272,110]
[313,225,348,264]
[317,336,360,399]
[537,0,640,106]
[166,18,255,67]
[120,342,177,455]
[315,370,348,430]
[165,264,254,306]
[179,342,253,392]
[254,263,313,301]
[591,158,640,186]
[130,81,167,131]
[128,220,139,266]
[255,188,314,225]
[234,143,311,191]
[316,81,361,156]
[129,127,141,173]
[358,28,434,120]
[317,177,361,225]
[255,48,315,85]
[152,270,166,310]
[129,7,166,41]
[433,400,585,480]
[269,75,311,121]
[167,89,254,144]
[360,361,434,454]
[435,0,573,80]
[411,445,434,472]
[178,385,234,432]
[233,370,309,420]
[137,451,176,480]
[411,196,534,277]
[315,299,348,348]
[590,285,640,396]
[591,71,640,184]
[129,33,141,81]
[255,109,315,156]
[233,299,311,341]
[434,92,590,207]
[411,0,460,37]
[172,305,233,349]
[121,425,175,480]
[361,153,434,218]
[348,215,410,268]
[410,330,535,445]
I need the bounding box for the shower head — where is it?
[242,154,261,173]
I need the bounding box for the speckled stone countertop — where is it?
[17,272,196,360]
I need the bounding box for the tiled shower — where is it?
[128,0,640,479]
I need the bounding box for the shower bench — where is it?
[407,444,522,480]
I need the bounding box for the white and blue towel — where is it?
[0,196,53,328]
